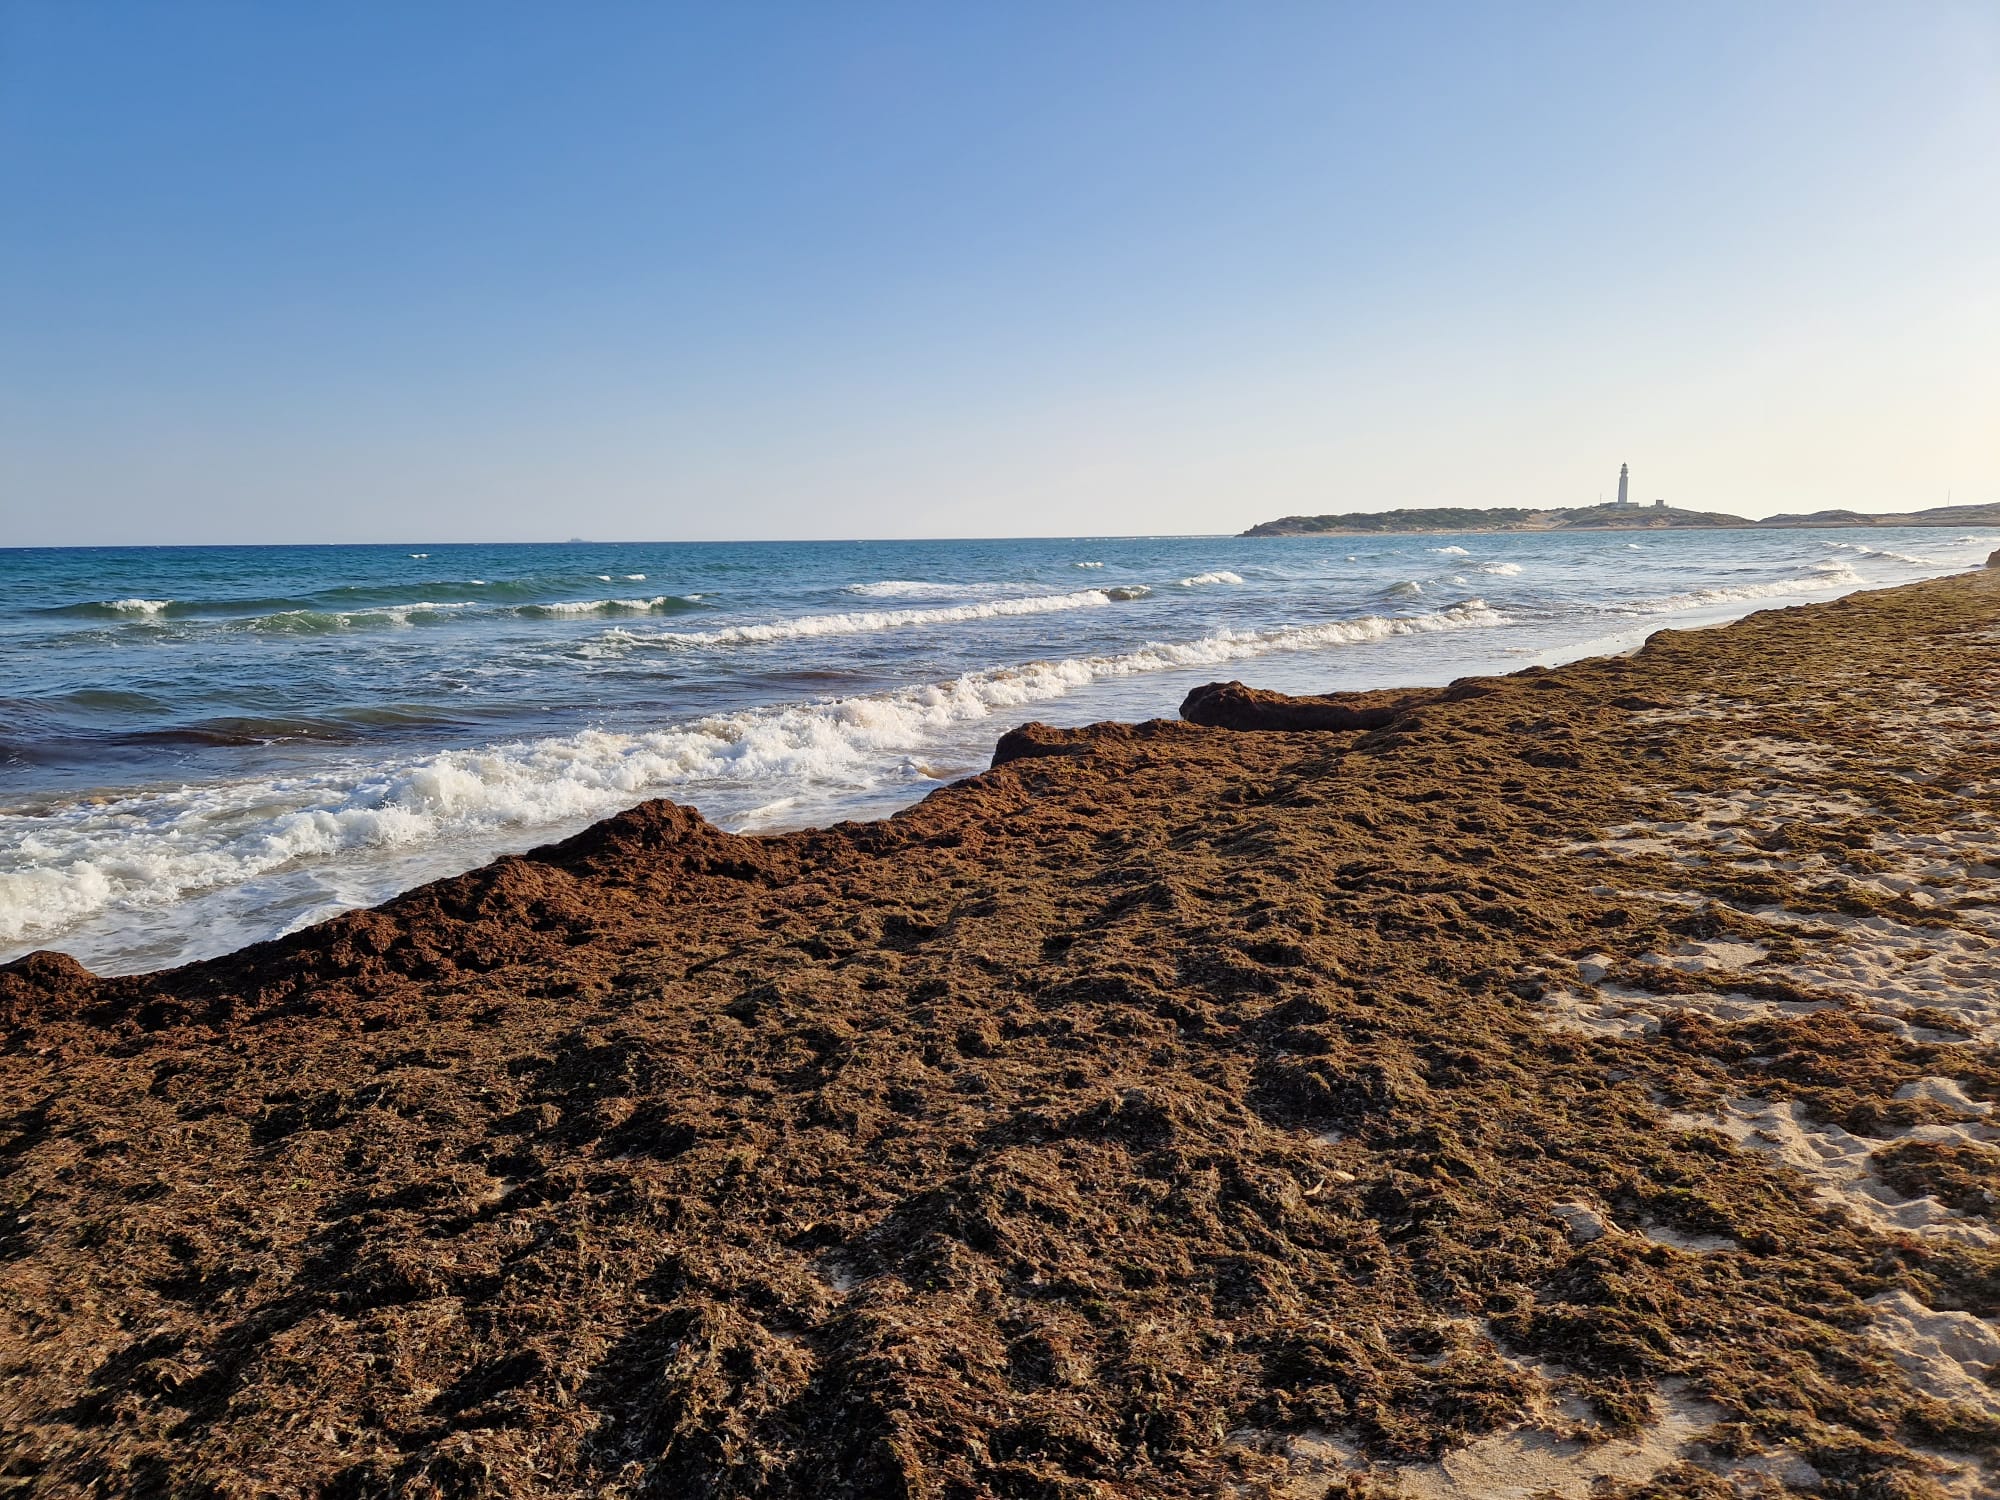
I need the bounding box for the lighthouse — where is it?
[1616,463,1630,507]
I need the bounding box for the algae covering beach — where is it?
[3,566,1998,1496]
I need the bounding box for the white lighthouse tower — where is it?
[1616,463,1630,507]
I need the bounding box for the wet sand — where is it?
[3,567,1998,1498]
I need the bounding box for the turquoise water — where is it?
[2,528,1991,973]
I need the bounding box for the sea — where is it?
[3,526,1992,976]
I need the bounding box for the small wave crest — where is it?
[842,579,1008,599]
[250,602,476,634]
[1823,541,1938,566]
[515,596,700,619]
[45,597,176,619]
[1428,545,1470,556]
[1178,570,1243,587]
[1622,563,1867,614]
[633,590,1126,649]
[1474,561,1523,576]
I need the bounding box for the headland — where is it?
[3,566,1998,1497]
[1243,500,2000,537]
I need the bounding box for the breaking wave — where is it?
[0,600,1505,954]
[514,596,701,619]
[45,597,177,619]
[1620,563,1868,614]
[633,590,1129,648]
[247,603,477,634]
[1823,541,1938,566]
[1178,571,1243,587]
[843,580,1011,599]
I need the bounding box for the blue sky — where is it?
[2,2,1995,544]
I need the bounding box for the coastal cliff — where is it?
[3,570,1999,1497]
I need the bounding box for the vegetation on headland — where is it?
[1243,498,2000,536]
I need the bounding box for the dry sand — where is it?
[4,569,2000,1497]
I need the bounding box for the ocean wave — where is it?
[633,589,1127,648]
[843,579,1008,599]
[40,590,697,634]
[515,596,700,619]
[0,600,1505,952]
[1073,561,1104,569]
[48,579,549,618]
[249,602,477,634]
[1428,546,1470,556]
[1178,570,1243,587]
[1474,561,1523,576]
[1620,564,1868,615]
[1824,541,1939,566]
[42,597,178,619]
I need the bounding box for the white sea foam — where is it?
[1178,570,1243,587]
[249,602,476,633]
[1429,545,1470,556]
[1623,564,1867,615]
[1073,561,1104,569]
[108,598,172,615]
[1825,541,1939,566]
[843,579,1006,599]
[516,596,689,618]
[637,589,1125,648]
[625,573,647,580]
[0,600,1504,956]
[1475,561,1523,576]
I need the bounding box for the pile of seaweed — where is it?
[3,570,1998,1498]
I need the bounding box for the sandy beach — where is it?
[4,565,1998,1498]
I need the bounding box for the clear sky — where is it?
[2,2,1996,545]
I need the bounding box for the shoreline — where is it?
[4,568,1999,1496]
[10,528,1989,979]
